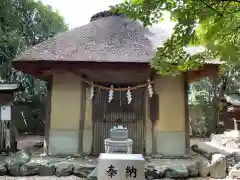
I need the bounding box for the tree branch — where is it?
[198,0,222,15]
[221,0,240,3]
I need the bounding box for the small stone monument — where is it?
[210,153,227,178]
[198,153,227,178]
[105,125,133,154]
[98,153,145,180]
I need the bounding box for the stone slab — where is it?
[49,129,79,155]
[156,131,186,156]
[97,153,145,180]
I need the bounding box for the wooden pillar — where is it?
[42,75,52,155]
[184,73,190,154]
[78,82,86,155]
[145,89,153,155]
[82,86,93,155]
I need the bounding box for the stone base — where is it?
[155,131,187,156]
[104,138,133,153]
[2,150,229,179]
[49,129,79,155]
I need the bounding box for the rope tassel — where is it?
[127,86,132,104]
[108,85,114,103]
[147,78,153,98]
[90,82,94,99]
[71,70,155,103]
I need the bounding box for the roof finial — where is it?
[90,5,124,22]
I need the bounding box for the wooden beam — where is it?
[14,61,150,71]
[188,64,219,83]
[14,61,220,83]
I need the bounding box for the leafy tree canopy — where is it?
[115,0,240,75]
[0,0,68,102]
[0,0,68,64]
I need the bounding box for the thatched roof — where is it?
[12,15,180,63]
[13,12,223,66]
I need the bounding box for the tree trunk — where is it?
[211,73,228,134]
[217,74,228,133]
[211,75,219,134]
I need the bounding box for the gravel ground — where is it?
[0,176,85,180]
[0,177,228,180]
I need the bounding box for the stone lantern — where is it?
[0,65,20,151]
[0,82,20,152]
[105,125,133,154]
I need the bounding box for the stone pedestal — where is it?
[98,153,145,180]
[105,138,133,154]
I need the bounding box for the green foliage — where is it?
[0,0,68,126]
[117,0,240,75]
[189,68,240,133]
[0,0,68,101]
[0,0,68,93]
[0,0,68,64]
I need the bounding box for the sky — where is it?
[40,0,175,30]
[40,0,125,29]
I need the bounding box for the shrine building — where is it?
[12,11,220,156]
